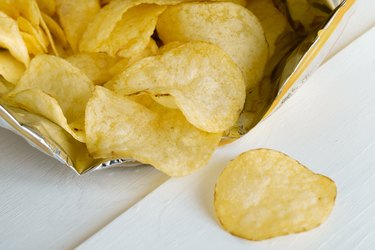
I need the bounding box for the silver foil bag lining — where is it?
[0,0,349,174]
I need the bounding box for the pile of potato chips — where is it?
[1,0,293,176]
[0,0,340,241]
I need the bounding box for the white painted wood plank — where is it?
[77,25,375,250]
[0,128,168,250]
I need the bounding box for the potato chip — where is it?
[5,89,85,142]
[17,16,48,52]
[247,0,291,56]
[15,0,41,27]
[66,52,118,85]
[0,11,29,66]
[36,0,56,16]
[0,75,14,96]
[156,2,268,89]
[12,54,94,124]
[20,32,45,56]
[106,42,246,133]
[0,50,25,83]
[41,12,68,47]
[56,0,100,51]
[95,4,166,57]
[0,1,20,20]
[109,39,159,77]
[85,86,222,176]
[79,0,185,53]
[215,149,337,241]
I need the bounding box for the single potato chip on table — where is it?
[215,149,337,240]
[106,41,246,133]
[85,86,222,176]
[156,2,268,90]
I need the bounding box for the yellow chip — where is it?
[17,16,48,52]
[109,38,159,77]
[15,0,41,27]
[0,1,20,20]
[215,149,337,241]
[56,0,100,51]
[0,50,25,83]
[12,54,94,124]
[66,52,118,85]
[85,86,222,176]
[36,0,56,16]
[5,89,85,142]
[106,42,246,133]
[95,4,166,57]
[41,12,68,47]
[0,11,29,66]
[0,75,14,97]
[20,32,45,56]
[79,0,185,53]
[156,2,268,89]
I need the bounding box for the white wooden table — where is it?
[1,0,375,249]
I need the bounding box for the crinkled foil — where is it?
[0,0,354,174]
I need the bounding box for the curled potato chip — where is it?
[107,42,246,133]
[56,0,100,51]
[5,89,85,142]
[0,11,29,66]
[156,2,268,89]
[95,4,166,57]
[67,52,118,85]
[0,50,25,83]
[86,86,222,176]
[12,54,94,124]
[215,149,337,241]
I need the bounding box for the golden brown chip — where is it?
[106,42,246,133]
[85,86,222,176]
[156,2,268,89]
[215,149,337,241]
